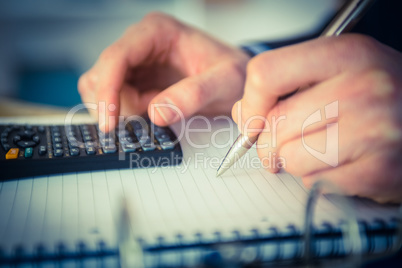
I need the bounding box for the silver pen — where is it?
[217,0,376,177]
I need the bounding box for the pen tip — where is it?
[216,168,225,177]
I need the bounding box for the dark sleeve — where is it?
[351,0,402,52]
[242,0,402,57]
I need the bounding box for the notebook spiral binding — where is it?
[0,180,401,267]
[304,180,363,267]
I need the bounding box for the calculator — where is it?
[0,119,183,180]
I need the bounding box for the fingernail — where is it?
[99,122,107,133]
[155,97,179,124]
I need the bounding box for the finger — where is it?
[94,38,159,131]
[148,61,245,126]
[255,70,353,173]
[256,72,347,168]
[301,152,402,203]
[94,43,129,132]
[119,85,160,117]
[278,125,343,177]
[235,34,378,134]
[77,71,98,119]
[92,14,181,132]
[257,120,342,175]
[256,67,398,175]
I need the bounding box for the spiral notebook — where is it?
[0,115,400,267]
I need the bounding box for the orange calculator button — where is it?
[6,148,19,159]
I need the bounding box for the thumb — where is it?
[148,62,245,126]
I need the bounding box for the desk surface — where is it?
[0,98,76,117]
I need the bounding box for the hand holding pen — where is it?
[218,0,402,203]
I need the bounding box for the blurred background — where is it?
[0,0,341,111]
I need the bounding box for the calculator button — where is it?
[1,137,8,144]
[70,148,80,156]
[135,129,148,137]
[66,134,76,141]
[53,149,63,157]
[6,148,19,159]
[141,143,156,151]
[13,135,21,143]
[2,143,10,152]
[98,133,113,142]
[122,144,136,152]
[160,141,175,150]
[37,126,45,133]
[152,126,166,135]
[53,143,63,149]
[51,126,60,132]
[33,135,40,144]
[117,130,129,138]
[82,130,91,136]
[20,130,35,139]
[85,141,95,147]
[119,137,133,144]
[83,129,91,136]
[85,147,96,155]
[83,135,92,142]
[17,140,37,148]
[1,132,8,138]
[24,147,33,158]
[102,145,117,154]
[68,141,79,148]
[25,125,33,130]
[38,146,47,156]
[139,137,151,145]
[100,138,115,146]
[66,131,75,137]
[155,134,171,143]
[67,136,77,143]
[53,137,62,143]
[52,132,61,138]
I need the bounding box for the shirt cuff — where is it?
[241,43,272,57]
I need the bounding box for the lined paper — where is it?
[0,116,399,256]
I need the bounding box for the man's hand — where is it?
[78,12,249,132]
[233,34,402,203]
